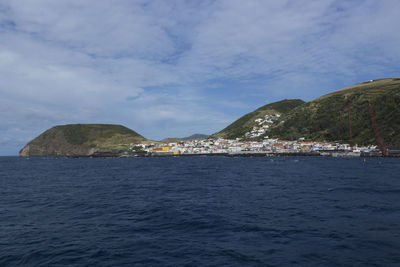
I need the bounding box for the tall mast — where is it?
[368,101,387,156]
[347,100,354,151]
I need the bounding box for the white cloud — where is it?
[0,0,399,154]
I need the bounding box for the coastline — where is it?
[112,150,399,158]
[17,149,400,158]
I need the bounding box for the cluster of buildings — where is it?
[121,107,398,157]
[130,138,379,157]
[245,114,281,138]
[125,112,383,157]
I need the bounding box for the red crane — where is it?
[367,101,388,156]
[347,100,354,151]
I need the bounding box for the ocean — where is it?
[0,156,399,266]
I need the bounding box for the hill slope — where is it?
[160,138,183,143]
[19,124,147,157]
[213,99,305,139]
[181,134,209,141]
[267,78,400,149]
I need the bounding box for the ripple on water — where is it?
[0,156,399,266]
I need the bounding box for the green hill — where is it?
[267,78,400,149]
[181,134,209,141]
[213,99,305,139]
[160,137,183,143]
[160,134,209,143]
[19,124,147,157]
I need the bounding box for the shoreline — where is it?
[17,150,400,158]
[115,150,399,158]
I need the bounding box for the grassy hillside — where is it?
[19,124,147,156]
[160,138,183,143]
[160,134,209,143]
[213,99,305,139]
[181,134,209,141]
[267,78,400,149]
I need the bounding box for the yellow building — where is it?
[152,147,172,153]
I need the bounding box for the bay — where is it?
[0,156,399,266]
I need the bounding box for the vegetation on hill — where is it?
[181,134,209,141]
[58,124,143,145]
[160,138,183,143]
[160,134,209,143]
[213,99,305,139]
[266,78,400,149]
[19,124,147,156]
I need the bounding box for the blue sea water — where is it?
[0,156,399,266]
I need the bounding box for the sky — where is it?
[1,0,399,155]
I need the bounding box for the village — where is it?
[245,113,282,138]
[129,138,381,157]
[127,112,383,157]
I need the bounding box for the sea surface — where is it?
[0,156,399,266]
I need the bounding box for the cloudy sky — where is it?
[1,0,399,155]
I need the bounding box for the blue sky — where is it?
[1,0,399,155]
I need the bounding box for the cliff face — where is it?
[19,124,147,157]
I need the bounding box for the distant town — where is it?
[128,138,392,157]
[124,112,396,157]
